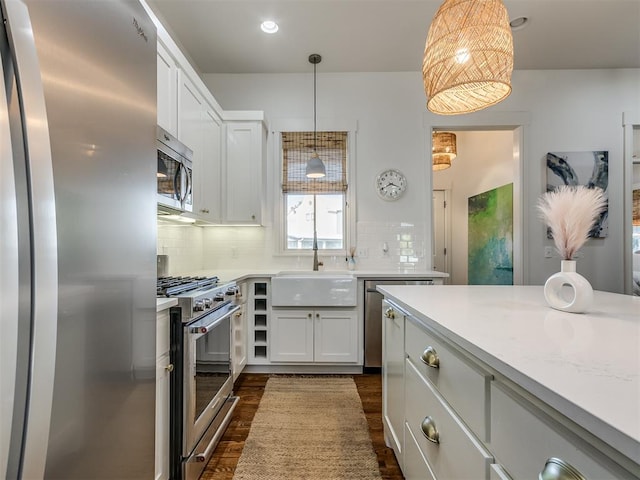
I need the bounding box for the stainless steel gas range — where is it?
[158,276,240,480]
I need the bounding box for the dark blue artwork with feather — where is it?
[546,151,608,237]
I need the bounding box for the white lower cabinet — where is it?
[155,353,170,480]
[155,307,172,480]
[382,300,405,464]
[490,382,637,480]
[231,283,247,381]
[381,297,639,480]
[270,308,358,363]
[405,359,493,479]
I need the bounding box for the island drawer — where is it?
[404,422,436,480]
[405,316,491,440]
[490,382,638,480]
[405,359,493,480]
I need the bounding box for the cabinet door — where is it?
[232,305,247,381]
[156,309,170,359]
[157,43,177,136]
[155,353,171,480]
[177,72,203,162]
[270,309,313,362]
[314,309,358,363]
[224,122,262,224]
[194,108,221,222]
[382,301,405,463]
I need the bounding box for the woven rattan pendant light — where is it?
[432,132,457,170]
[423,0,513,115]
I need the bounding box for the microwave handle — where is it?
[182,164,192,204]
[173,163,181,201]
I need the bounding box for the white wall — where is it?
[158,68,639,292]
[433,130,515,285]
[201,72,434,272]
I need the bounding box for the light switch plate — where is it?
[544,246,553,258]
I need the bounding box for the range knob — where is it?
[193,300,205,311]
[225,286,238,296]
[214,294,225,302]
[203,298,213,308]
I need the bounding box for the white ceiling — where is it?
[147,0,640,74]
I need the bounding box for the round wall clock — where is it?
[375,169,407,201]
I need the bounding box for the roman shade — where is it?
[282,131,348,193]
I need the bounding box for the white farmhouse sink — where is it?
[271,271,357,307]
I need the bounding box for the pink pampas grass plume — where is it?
[537,186,607,260]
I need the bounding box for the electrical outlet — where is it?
[357,247,369,258]
[544,246,553,258]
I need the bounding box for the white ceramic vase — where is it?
[347,257,356,271]
[543,260,594,313]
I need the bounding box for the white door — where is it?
[432,190,448,278]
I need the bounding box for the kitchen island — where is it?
[378,285,639,480]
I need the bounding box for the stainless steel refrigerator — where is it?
[0,1,157,478]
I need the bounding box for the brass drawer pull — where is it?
[539,458,586,480]
[421,416,440,444]
[384,307,395,319]
[420,346,440,368]
[165,364,174,372]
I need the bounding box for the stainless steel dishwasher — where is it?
[364,279,434,371]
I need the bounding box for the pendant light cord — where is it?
[313,60,317,152]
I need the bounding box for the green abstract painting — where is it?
[468,183,513,285]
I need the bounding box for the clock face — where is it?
[376,169,407,200]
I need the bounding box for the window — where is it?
[281,131,348,253]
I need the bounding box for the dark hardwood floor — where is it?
[201,373,404,480]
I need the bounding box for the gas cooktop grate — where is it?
[157,276,219,297]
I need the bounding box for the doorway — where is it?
[424,112,530,285]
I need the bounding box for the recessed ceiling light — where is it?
[260,20,279,34]
[509,16,529,31]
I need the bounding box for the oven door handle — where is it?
[188,305,240,335]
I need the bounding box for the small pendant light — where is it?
[306,53,326,178]
[432,132,457,171]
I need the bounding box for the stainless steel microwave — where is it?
[157,126,193,213]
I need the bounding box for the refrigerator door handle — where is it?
[1,1,58,478]
[0,17,19,480]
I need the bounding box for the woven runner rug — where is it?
[232,376,382,480]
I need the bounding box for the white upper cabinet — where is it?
[224,120,266,225]
[177,73,203,151]
[175,74,223,223]
[156,42,177,137]
[153,13,267,225]
[199,109,222,223]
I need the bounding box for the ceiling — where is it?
[147,0,640,74]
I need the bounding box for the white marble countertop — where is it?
[180,269,448,284]
[156,297,177,312]
[377,285,640,464]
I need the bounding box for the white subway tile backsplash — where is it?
[157,219,429,274]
